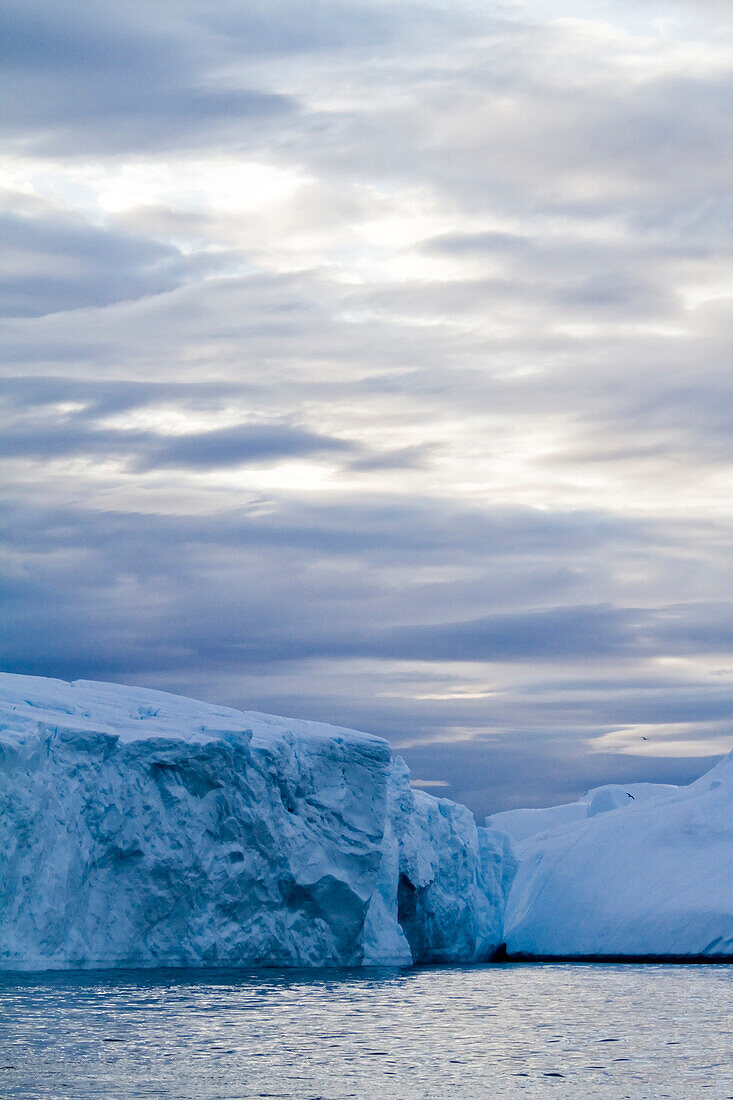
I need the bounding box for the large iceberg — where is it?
[500,755,733,959]
[0,674,507,971]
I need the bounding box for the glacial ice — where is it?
[0,674,507,970]
[486,780,680,844]
[501,752,733,958]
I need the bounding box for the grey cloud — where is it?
[0,0,480,158]
[546,356,733,469]
[553,272,673,316]
[347,443,436,471]
[369,605,646,663]
[0,376,251,418]
[425,231,530,256]
[0,416,357,471]
[509,678,733,728]
[655,603,733,656]
[421,229,680,317]
[0,494,721,670]
[1,487,731,808]
[0,496,655,565]
[141,423,357,470]
[1,3,173,74]
[201,0,396,55]
[273,21,733,240]
[0,202,213,317]
[357,270,674,326]
[0,422,149,462]
[1,1,295,154]
[136,602,643,667]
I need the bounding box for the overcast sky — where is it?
[3,0,733,813]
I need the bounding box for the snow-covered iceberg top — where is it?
[0,673,382,749]
[487,780,680,844]
[501,752,733,959]
[0,674,508,971]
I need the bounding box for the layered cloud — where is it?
[2,0,732,810]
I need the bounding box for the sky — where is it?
[3,0,733,815]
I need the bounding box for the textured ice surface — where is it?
[0,674,508,970]
[503,752,733,958]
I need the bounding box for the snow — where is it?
[0,674,506,971]
[0,673,382,749]
[502,752,733,958]
[487,781,679,844]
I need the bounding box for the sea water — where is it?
[0,963,730,1098]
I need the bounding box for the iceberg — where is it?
[2,672,729,968]
[487,780,680,844]
[0,674,506,971]
[501,754,733,959]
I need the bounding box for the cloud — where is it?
[2,0,733,811]
[1,479,729,815]
[0,410,357,471]
[347,443,436,471]
[0,1,295,154]
[1,489,728,683]
[143,423,357,470]
[0,375,249,418]
[370,605,645,663]
[201,0,398,55]
[0,195,209,317]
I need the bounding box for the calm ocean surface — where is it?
[0,963,730,1099]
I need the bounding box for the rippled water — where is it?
[0,963,730,1098]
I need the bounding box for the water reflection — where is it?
[0,963,730,1098]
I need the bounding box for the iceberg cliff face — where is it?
[502,754,733,958]
[0,674,507,971]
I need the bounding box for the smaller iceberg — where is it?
[501,753,733,959]
[487,780,679,844]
